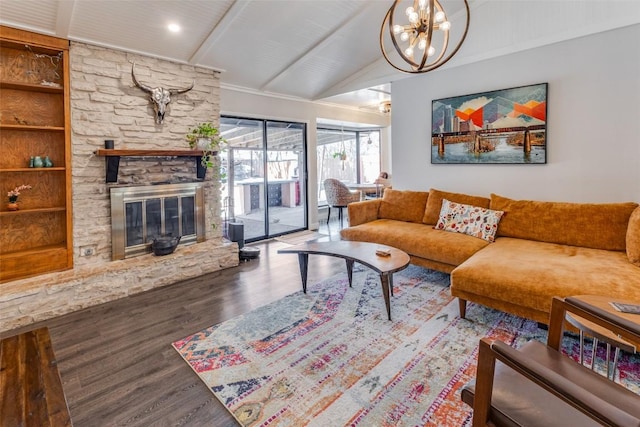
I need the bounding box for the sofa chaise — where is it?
[340,188,640,324]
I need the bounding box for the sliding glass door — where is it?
[220,117,307,241]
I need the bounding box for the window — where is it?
[316,128,380,205]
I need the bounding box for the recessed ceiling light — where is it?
[168,23,181,33]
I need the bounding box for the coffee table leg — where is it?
[389,273,394,296]
[380,273,391,320]
[345,259,354,287]
[298,253,309,293]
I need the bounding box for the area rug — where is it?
[274,230,327,245]
[172,266,640,426]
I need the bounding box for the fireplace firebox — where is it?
[110,183,206,260]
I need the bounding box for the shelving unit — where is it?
[0,26,73,282]
[94,149,213,182]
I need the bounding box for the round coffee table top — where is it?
[278,240,410,275]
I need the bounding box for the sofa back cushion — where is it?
[627,207,640,266]
[491,194,638,251]
[423,188,490,225]
[378,189,429,223]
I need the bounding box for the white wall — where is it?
[220,88,391,228]
[392,24,640,203]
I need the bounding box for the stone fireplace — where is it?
[0,42,238,332]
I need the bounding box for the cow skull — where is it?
[131,63,194,124]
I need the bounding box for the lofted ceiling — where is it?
[1,0,639,111]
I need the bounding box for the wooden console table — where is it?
[94,149,215,183]
[0,327,72,426]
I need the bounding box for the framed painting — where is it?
[431,83,548,164]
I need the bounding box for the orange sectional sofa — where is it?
[340,188,640,324]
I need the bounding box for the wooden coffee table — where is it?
[278,241,410,320]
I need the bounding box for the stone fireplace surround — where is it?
[0,42,238,332]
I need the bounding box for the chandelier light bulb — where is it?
[440,21,451,31]
[393,24,404,34]
[418,38,427,50]
[409,11,419,24]
[400,31,409,41]
[405,6,414,16]
[435,11,445,22]
[404,46,414,57]
[427,46,436,56]
[418,0,427,10]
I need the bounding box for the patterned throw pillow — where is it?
[435,199,505,242]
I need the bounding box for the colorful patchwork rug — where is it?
[172,265,639,426]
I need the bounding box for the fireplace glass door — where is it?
[111,183,205,260]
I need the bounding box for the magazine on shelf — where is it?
[609,301,640,314]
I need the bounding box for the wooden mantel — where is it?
[94,149,216,183]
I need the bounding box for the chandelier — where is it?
[380,0,470,73]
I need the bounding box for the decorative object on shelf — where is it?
[29,156,35,168]
[131,62,194,125]
[104,139,114,149]
[7,184,32,210]
[33,156,44,168]
[380,0,470,73]
[378,100,391,114]
[186,122,226,168]
[43,156,53,167]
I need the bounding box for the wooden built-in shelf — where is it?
[0,80,64,93]
[0,124,65,131]
[0,26,73,282]
[0,207,66,216]
[1,242,67,257]
[0,167,65,172]
[94,149,213,183]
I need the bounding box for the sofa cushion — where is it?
[340,219,489,267]
[451,237,640,323]
[491,194,638,251]
[627,206,640,267]
[435,199,504,242]
[423,188,490,225]
[378,189,429,223]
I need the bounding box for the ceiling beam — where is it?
[259,3,377,93]
[55,0,75,37]
[189,0,252,66]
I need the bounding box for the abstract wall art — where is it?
[431,83,548,164]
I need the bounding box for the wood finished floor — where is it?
[1,234,347,426]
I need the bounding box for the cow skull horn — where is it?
[131,62,153,93]
[131,62,194,124]
[169,81,195,95]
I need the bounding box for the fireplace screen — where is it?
[110,183,205,260]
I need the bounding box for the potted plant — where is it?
[186,122,226,168]
[333,151,347,161]
[7,184,32,211]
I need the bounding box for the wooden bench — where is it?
[0,327,72,426]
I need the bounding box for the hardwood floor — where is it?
[1,230,347,426]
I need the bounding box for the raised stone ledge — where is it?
[0,239,239,333]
